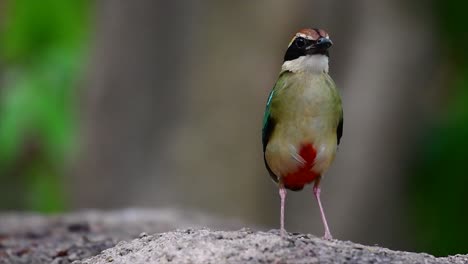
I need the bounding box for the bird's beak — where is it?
[315,37,333,50]
[305,37,333,55]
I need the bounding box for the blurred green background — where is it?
[0,0,89,211]
[0,0,467,257]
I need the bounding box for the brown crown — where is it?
[296,28,329,41]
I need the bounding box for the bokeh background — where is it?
[1,0,467,257]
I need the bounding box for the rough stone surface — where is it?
[77,229,468,264]
[0,209,241,264]
[1,210,467,264]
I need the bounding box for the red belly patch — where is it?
[283,143,319,191]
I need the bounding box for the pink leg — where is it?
[313,181,332,240]
[279,184,287,237]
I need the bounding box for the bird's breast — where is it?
[264,73,340,190]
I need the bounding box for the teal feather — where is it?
[262,90,275,152]
[262,71,290,152]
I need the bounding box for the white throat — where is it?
[281,55,329,73]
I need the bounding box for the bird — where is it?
[262,28,343,239]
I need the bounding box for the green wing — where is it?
[262,72,290,182]
[262,71,289,152]
[262,90,275,152]
[337,112,343,145]
[323,73,344,146]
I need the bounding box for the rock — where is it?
[1,210,467,264]
[76,229,468,264]
[0,209,241,264]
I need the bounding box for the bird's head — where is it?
[282,28,333,73]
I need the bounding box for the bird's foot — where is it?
[322,231,333,240]
[280,228,287,237]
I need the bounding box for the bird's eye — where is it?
[295,38,306,48]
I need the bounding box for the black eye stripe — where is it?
[295,38,305,47]
[294,37,312,48]
[283,37,328,62]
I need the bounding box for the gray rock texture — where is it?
[0,209,241,264]
[0,210,467,264]
[76,228,468,264]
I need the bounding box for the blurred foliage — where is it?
[0,0,90,212]
[410,0,468,256]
